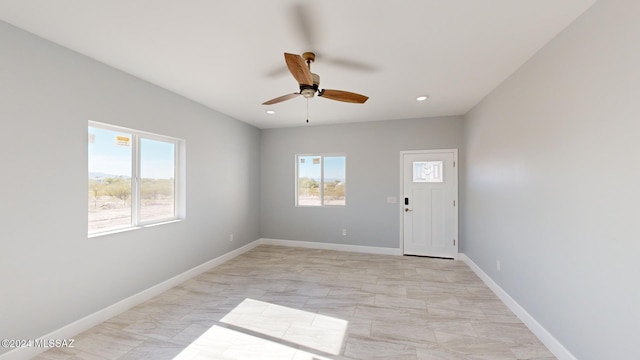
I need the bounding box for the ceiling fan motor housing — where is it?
[300,73,320,98]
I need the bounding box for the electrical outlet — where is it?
[229,233,234,242]
[496,260,501,271]
[342,229,347,236]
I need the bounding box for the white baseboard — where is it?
[258,238,403,256]
[460,254,577,360]
[0,240,262,360]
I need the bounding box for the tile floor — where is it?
[34,245,555,359]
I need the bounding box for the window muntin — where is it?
[296,154,346,206]
[88,122,182,235]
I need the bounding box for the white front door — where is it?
[402,150,458,258]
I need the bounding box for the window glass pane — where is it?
[297,155,321,206]
[140,138,175,222]
[413,161,443,183]
[88,127,132,233]
[323,156,346,205]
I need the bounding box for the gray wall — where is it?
[260,117,464,249]
[462,0,640,358]
[0,21,260,352]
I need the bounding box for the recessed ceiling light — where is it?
[266,110,275,115]
[416,95,429,102]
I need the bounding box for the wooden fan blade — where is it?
[262,93,300,105]
[319,89,369,104]
[284,53,313,86]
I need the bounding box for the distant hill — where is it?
[89,172,130,179]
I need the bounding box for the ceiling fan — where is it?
[262,52,369,106]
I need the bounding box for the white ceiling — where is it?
[0,0,596,129]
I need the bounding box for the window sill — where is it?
[88,219,182,238]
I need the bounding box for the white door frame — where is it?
[399,149,459,259]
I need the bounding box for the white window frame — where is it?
[88,121,184,236]
[295,153,347,207]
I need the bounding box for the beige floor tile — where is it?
[35,245,555,360]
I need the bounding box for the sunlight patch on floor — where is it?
[172,325,333,360]
[172,298,347,359]
[220,298,348,355]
